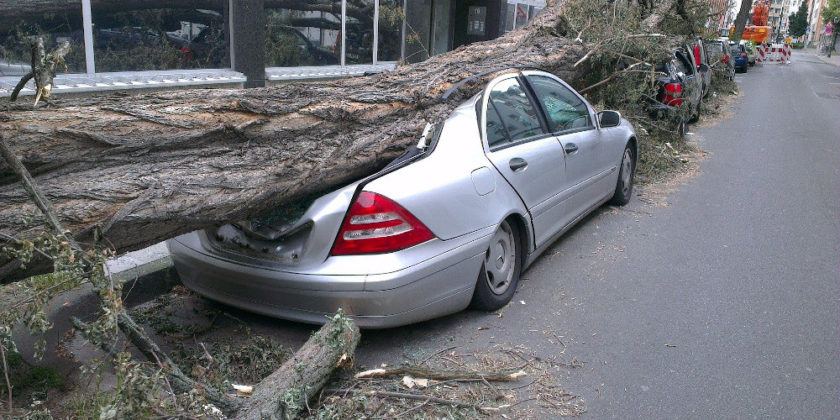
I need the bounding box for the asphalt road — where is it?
[352,51,840,418]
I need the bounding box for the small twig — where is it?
[393,397,431,418]
[325,388,476,409]
[1,343,13,413]
[579,62,647,93]
[150,351,178,406]
[420,345,458,365]
[0,273,93,317]
[500,377,538,391]
[481,376,505,400]
[0,231,53,260]
[441,356,465,367]
[507,396,539,409]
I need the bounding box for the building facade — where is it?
[0,0,545,94]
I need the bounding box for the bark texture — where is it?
[731,0,753,41]
[237,313,361,419]
[0,0,584,256]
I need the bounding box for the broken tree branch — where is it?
[0,136,80,250]
[237,311,361,420]
[354,366,528,382]
[324,388,478,410]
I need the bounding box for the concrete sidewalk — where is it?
[799,47,840,67]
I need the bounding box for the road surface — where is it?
[353,50,840,418]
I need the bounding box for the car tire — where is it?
[470,220,522,311]
[677,118,687,137]
[609,144,635,206]
[688,99,701,123]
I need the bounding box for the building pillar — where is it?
[229,0,266,88]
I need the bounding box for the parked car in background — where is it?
[743,40,756,66]
[648,46,704,136]
[706,39,735,80]
[169,69,638,328]
[688,37,711,98]
[267,25,339,66]
[729,41,749,73]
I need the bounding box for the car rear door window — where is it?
[486,78,544,148]
[525,75,593,133]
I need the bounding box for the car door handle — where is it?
[509,158,528,172]
[565,143,579,154]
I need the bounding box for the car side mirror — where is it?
[598,110,621,128]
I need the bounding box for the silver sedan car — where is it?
[169,69,638,328]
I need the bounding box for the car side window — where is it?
[677,52,695,75]
[485,78,544,148]
[526,75,593,133]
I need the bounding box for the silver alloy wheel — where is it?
[484,221,516,295]
[620,148,633,196]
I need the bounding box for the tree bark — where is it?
[731,0,753,41]
[236,313,361,419]
[0,0,585,256]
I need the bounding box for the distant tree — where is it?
[824,0,840,24]
[731,0,753,41]
[789,1,808,38]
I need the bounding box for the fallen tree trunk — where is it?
[0,0,584,257]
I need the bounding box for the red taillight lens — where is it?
[722,54,730,63]
[663,83,682,106]
[740,51,747,58]
[331,192,435,255]
[694,45,701,67]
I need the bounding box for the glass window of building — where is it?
[345,0,374,64]
[265,0,342,67]
[1,7,85,76]
[92,2,229,72]
[504,1,546,33]
[377,0,404,61]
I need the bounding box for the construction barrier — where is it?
[756,43,791,64]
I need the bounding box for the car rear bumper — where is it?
[168,230,489,328]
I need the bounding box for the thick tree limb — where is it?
[0,0,587,257]
[236,312,361,419]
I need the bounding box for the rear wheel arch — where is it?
[627,136,638,161]
[505,213,530,267]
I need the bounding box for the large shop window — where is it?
[265,0,342,67]
[377,0,403,61]
[503,1,545,33]
[92,2,229,72]
[1,7,86,76]
[345,0,374,64]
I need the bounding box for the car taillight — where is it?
[722,54,730,63]
[331,192,435,255]
[740,51,747,58]
[694,45,701,67]
[663,82,682,106]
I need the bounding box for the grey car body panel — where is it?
[169,70,637,328]
[364,98,528,243]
